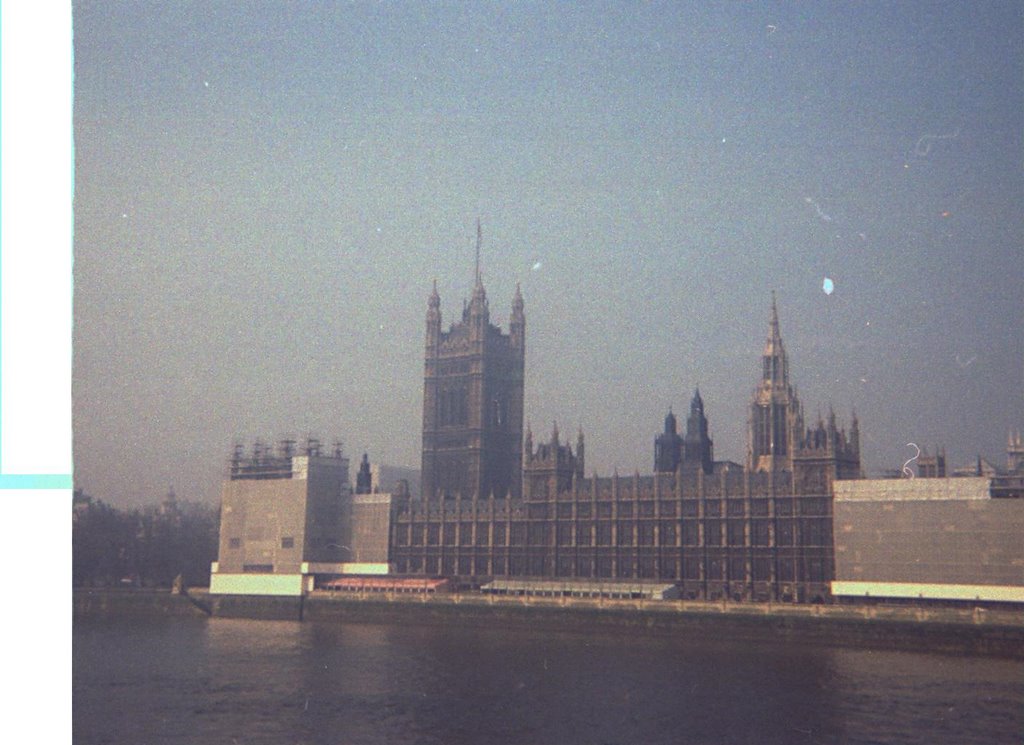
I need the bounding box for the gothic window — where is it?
[528,555,545,576]
[705,522,722,546]
[475,523,489,546]
[752,521,770,546]
[510,554,527,576]
[638,523,655,546]
[807,558,825,582]
[777,521,794,546]
[659,559,679,580]
[528,503,549,519]
[773,406,788,455]
[492,554,507,575]
[440,523,456,548]
[777,560,794,582]
[617,522,633,546]
[528,523,549,545]
[576,522,593,546]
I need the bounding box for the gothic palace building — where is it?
[393,273,861,603]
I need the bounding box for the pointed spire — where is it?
[691,387,704,411]
[759,292,789,389]
[765,291,783,355]
[470,221,487,313]
[475,218,483,287]
[552,421,559,445]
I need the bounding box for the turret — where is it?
[576,427,586,477]
[510,282,525,349]
[684,388,714,475]
[655,407,683,473]
[356,453,372,494]
[426,279,441,349]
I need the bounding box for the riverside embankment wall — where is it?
[74,588,1024,659]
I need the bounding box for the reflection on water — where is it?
[74,615,1023,745]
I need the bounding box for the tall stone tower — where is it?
[420,226,525,500]
[748,294,804,473]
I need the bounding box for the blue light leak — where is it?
[822,277,834,295]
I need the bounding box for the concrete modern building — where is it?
[211,439,357,596]
[831,477,1024,605]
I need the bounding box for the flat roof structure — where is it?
[480,579,680,600]
[322,577,450,593]
[832,477,1024,604]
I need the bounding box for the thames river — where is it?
[73,615,1022,745]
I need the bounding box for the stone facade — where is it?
[420,267,525,501]
[394,296,860,602]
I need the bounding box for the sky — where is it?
[72,2,1023,509]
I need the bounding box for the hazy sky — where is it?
[73,2,1023,508]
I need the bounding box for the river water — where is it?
[73,615,1022,745]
